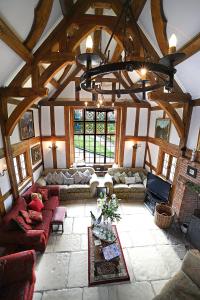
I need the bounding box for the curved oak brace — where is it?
[151,0,168,55]
[25,0,53,50]
[6,63,67,136]
[156,100,184,139]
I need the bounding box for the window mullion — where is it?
[104,111,108,163]
[94,110,96,164]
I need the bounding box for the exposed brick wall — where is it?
[172,157,200,223]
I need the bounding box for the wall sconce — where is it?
[132,143,141,150]
[0,164,7,177]
[48,142,58,150]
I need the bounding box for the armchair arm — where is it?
[0,250,36,286]
[36,176,46,186]
[104,173,114,196]
[0,229,46,245]
[89,173,99,197]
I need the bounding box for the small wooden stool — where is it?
[51,207,66,233]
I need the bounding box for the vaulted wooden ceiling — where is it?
[0,0,200,142]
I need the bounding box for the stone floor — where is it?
[33,200,189,300]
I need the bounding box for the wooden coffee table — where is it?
[88,225,130,286]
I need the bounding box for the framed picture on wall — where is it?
[31,144,42,165]
[197,129,200,151]
[19,110,35,140]
[155,118,171,141]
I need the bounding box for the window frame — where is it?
[73,109,116,164]
[13,152,29,185]
[160,152,177,183]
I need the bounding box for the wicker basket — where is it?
[154,203,174,229]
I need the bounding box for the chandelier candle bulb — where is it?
[86,35,93,53]
[140,68,147,80]
[169,34,177,54]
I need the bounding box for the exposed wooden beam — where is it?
[39,62,68,86]
[192,98,200,106]
[39,65,60,89]
[92,1,112,9]
[0,87,48,97]
[151,0,168,55]
[148,91,191,103]
[57,65,72,84]
[24,0,53,50]
[114,72,139,103]
[132,0,147,20]
[49,65,81,101]
[39,99,150,108]
[156,100,184,139]
[38,52,75,63]
[0,17,32,62]
[59,0,74,16]
[175,33,200,65]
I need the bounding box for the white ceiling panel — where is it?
[138,0,162,57]
[176,51,200,99]
[0,40,23,85]
[0,0,38,40]
[163,0,200,49]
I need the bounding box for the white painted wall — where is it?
[123,141,133,167]
[56,141,66,168]
[148,142,159,168]
[54,107,65,136]
[41,106,51,136]
[42,141,53,168]
[135,142,146,167]
[187,106,200,149]
[33,109,40,137]
[0,157,11,195]
[138,108,148,136]
[125,108,136,135]
[33,165,43,182]
[4,195,13,213]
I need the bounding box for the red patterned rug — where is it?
[88,225,130,286]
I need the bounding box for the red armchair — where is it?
[0,250,36,300]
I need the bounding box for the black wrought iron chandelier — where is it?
[76,0,185,101]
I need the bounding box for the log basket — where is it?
[154,203,174,229]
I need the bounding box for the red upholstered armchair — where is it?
[0,250,36,300]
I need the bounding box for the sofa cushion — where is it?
[28,210,43,223]
[19,210,33,225]
[134,172,143,183]
[22,183,39,202]
[34,210,53,238]
[119,172,127,184]
[65,171,71,178]
[45,172,53,185]
[129,184,145,192]
[43,196,59,211]
[28,197,44,212]
[113,172,121,184]
[62,184,90,193]
[55,172,64,185]
[37,188,49,202]
[113,184,129,192]
[2,197,27,227]
[31,193,42,202]
[64,177,74,185]
[125,177,136,185]
[12,216,32,232]
[51,172,58,185]
[81,169,92,184]
[72,171,84,184]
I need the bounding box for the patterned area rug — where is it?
[88,225,130,286]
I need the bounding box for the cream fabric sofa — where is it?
[153,249,200,300]
[37,167,99,201]
[104,167,147,200]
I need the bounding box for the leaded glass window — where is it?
[73,109,116,164]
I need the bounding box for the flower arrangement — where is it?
[98,194,121,223]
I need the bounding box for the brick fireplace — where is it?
[172,157,200,223]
